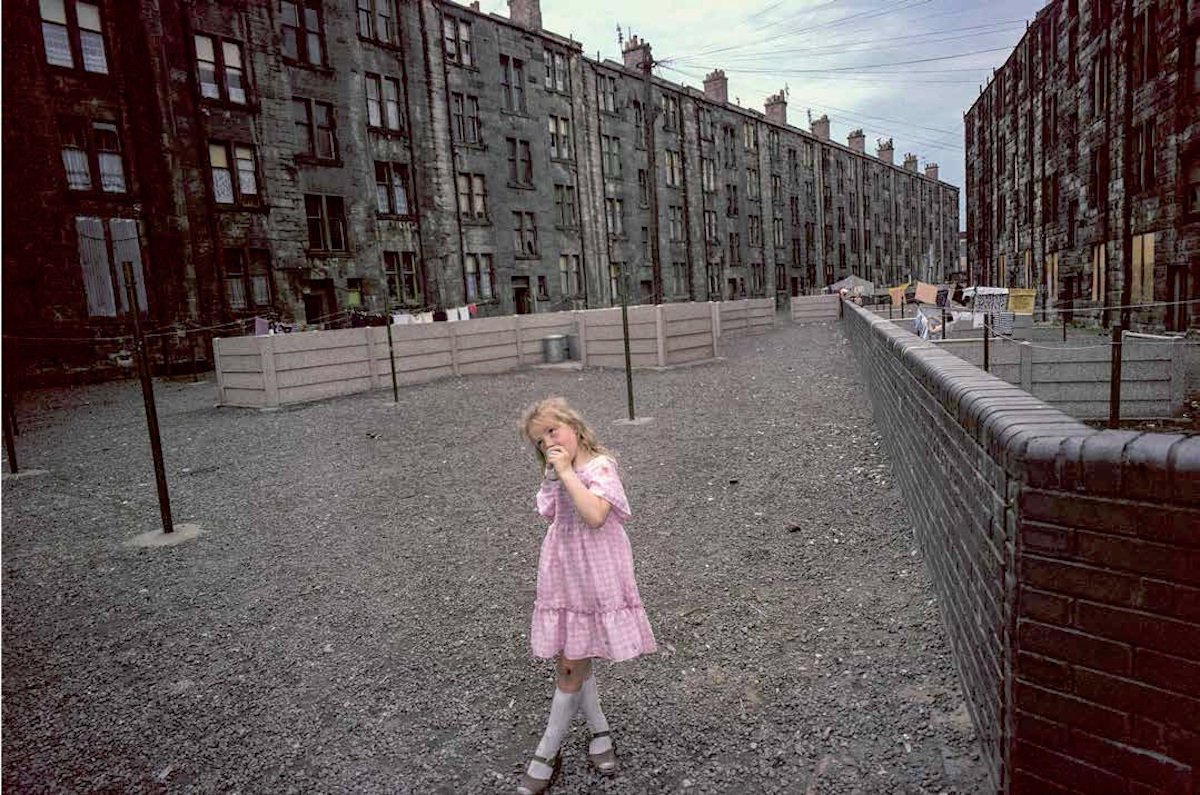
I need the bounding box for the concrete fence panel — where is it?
[790,294,840,323]
[841,301,1200,793]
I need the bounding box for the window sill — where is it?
[282,58,335,76]
[499,109,533,120]
[446,61,480,72]
[368,126,408,139]
[215,202,270,214]
[200,97,260,113]
[549,156,575,165]
[461,216,492,226]
[507,181,536,191]
[305,249,351,257]
[514,252,541,261]
[378,213,417,222]
[454,141,487,152]
[607,234,628,241]
[357,36,403,52]
[294,155,344,168]
[64,189,136,202]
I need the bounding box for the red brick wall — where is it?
[1013,434,1200,794]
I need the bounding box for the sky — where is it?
[478,0,1049,229]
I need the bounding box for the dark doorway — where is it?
[512,276,532,315]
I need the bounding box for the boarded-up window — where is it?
[1091,243,1107,303]
[1131,232,1155,305]
[76,217,147,317]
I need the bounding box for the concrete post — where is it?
[575,311,589,366]
[1020,342,1033,393]
[261,335,279,408]
[364,327,379,389]
[450,324,461,375]
[514,318,523,365]
[711,300,721,341]
[1170,340,1185,416]
[213,338,226,404]
[655,304,666,367]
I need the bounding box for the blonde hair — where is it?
[520,397,613,472]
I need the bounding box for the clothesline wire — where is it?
[987,331,1200,351]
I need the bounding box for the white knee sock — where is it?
[527,688,579,779]
[579,673,612,754]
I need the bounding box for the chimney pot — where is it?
[876,137,894,165]
[848,128,865,153]
[621,35,652,70]
[924,162,940,181]
[903,152,919,172]
[703,69,728,104]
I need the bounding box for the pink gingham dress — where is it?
[530,455,657,662]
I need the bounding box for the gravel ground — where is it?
[2,319,987,794]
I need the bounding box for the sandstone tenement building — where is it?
[3,0,958,374]
[965,0,1199,331]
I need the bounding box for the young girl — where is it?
[517,397,656,794]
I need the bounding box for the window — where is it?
[767,130,780,159]
[672,261,686,293]
[704,210,717,242]
[789,196,800,226]
[665,150,682,187]
[699,107,714,140]
[1131,119,1156,193]
[75,217,147,317]
[728,232,741,264]
[702,158,716,192]
[1091,47,1109,118]
[375,162,412,216]
[554,184,576,226]
[661,95,680,130]
[357,0,395,44]
[463,253,495,301]
[224,248,273,310]
[293,98,337,160]
[748,215,762,247]
[209,142,258,205]
[1067,200,1078,247]
[601,135,622,177]
[637,169,649,207]
[544,50,568,93]
[1088,145,1109,208]
[743,120,758,151]
[41,0,107,73]
[631,100,645,147]
[457,173,488,221]
[282,1,325,66]
[770,174,782,202]
[788,148,799,181]
[383,251,421,305]
[443,16,473,66]
[726,183,739,216]
[1131,232,1156,304]
[746,168,760,200]
[304,194,347,251]
[513,211,538,255]
[366,74,403,132]
[500,55,526,112]
[722,125,737,167]
[605,198,624,236]
[1090,243,1106,303]
[1188,154,1200,216]
[506,138,533,185]
[451,93,481,144]
[668,205,683,241]
[598,74,617,113]
[195,35,247,104]
[609,263,623,303]
[1131,7,1157,86]
[559,254,580,296]
[59,119,126,193]
[548,116,571,159]
[641,227,650,262]
[773,217,785,247]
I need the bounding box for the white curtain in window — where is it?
[62,147,91,189]
[110,218,147,311]
[76,216,115,317]
[77,3,108,73]
[99,152,125,192]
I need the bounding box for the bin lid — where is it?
[544,334,566,340]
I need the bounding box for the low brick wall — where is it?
[842,301,1200,793]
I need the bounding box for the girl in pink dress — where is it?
[517,397,656,794]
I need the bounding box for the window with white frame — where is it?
[743,120,758,151]
[451,92,481,144]
[375,162,412,216]
[40,0,108,73]
[598,74,617,113]
[605,198,624,236]
[443,16,473,66]
[665,150,682,187]
[59,118,126,193]
[548,116,571,159]
[281,0,325,66]
[748,215,762,247]
[544,50,569,93]
[209,141,258,205]
[194,34,247,104]
[366,74,403,132]
[464,253,495,301]
[457,173,487,220]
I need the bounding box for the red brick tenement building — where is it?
[3,0,958,374]
[965,0,1200,331]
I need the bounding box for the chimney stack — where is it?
[811,113,830,140]
[924,163,939,181]
[764,90,787,125]
[507,0,541,30]
[703,69,728,104]
[904,153,919,172]
[876,137,894,164]
[622,34,652,71]
[848,129,865,153]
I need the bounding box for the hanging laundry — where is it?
[914,281,938,305]
[417,312,434,323]
[254,317,270,336]
[467,303,478,316]
[889,286,906,307]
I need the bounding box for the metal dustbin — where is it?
[542,334,568,363]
